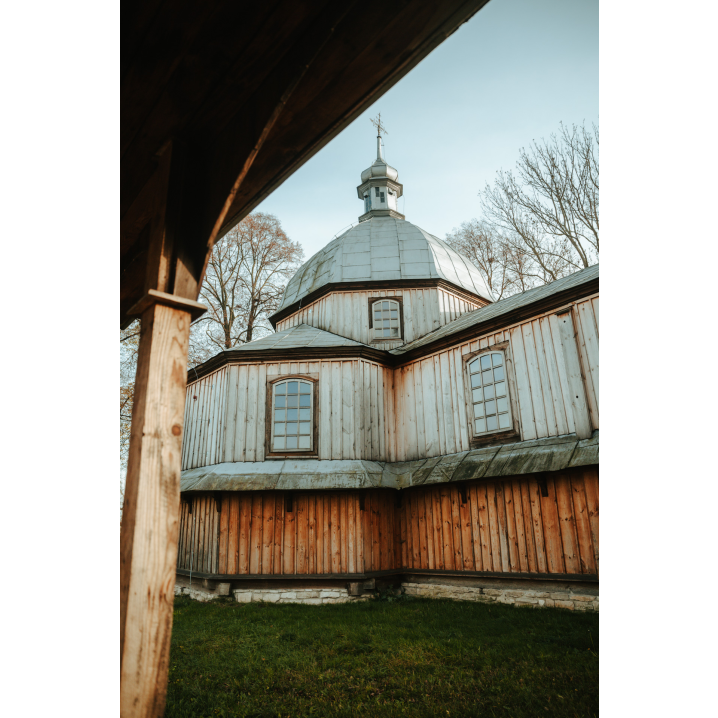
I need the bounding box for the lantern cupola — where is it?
[357,124,404,221]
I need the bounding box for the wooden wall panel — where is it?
[276,287,483,347]
[184,295,598,467]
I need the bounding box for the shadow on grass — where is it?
[166,595,598,718]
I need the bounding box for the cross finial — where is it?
[370,113,388,137]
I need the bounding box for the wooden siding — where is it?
[183,295,598,467]
[276,287,483,348]
[177,490,397,575]
[177,467,598,577]
[183,360,394,469]
[392,294,599,460]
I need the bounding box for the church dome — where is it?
[274,216,495,314]
[360,157,399,183]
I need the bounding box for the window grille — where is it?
[271,380,313,451]
[467,352,512,434]
[372,299,400,338]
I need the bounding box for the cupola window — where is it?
[371,299,401,339]
[468,352,512,434]
[271,379,314,451]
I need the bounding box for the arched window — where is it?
[271,379,313,451]
[371,299,401,339]
[468,352,512,434]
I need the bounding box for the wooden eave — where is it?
[187,274,598,383]
[121,0,491,327]
[269,278,490,328]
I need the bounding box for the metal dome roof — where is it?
[274,216,495,313]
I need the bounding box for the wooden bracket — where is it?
[215,493,223,513]
[359,494,365,511]
[394,491,403,508]
[182,496,193,514]
[127,289,207,322]
[285,493,294,513]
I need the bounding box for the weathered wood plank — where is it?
[508,327,537,440]
[440,487,454,570]
[582,467,599,572]
[485,483,502,572]
[409,490,421,569]
[521,322,550,439]
[450,486,464,570]
[218,494,229,574]
[494,483,510,572]
[296,494,308,574]
[239,495,250,574]
[371,493,381,572]
[249,494,262,574]
[459,486,474,570]
[502,480,520,572]
[570,472,596,574]
[416,490,429,569]
[331,494,340,573]
[554,474,580,573]
[469,483,484,571]
[540,478,566,574]
[555,311,593,439]
[274,492,284,575]
[339,492,348,572]
[283,496,296,575]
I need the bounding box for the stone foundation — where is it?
[233,587,371,605]
[174,574,598,611]
[401,582,598,612]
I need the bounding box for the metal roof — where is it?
[180,431,598,492]
[274,216,495,314]
[228,323,369,351]
[391,264,599,356]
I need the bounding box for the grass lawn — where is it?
[166,594,598,718]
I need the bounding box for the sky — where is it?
[257,0,599,261]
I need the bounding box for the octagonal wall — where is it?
[275,286,487,350]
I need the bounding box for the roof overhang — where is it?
[122,0,492,327]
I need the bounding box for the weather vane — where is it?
[370,113,388,137]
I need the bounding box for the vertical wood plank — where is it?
[307,495,316,575]
[508,328,538,440]
[440,487,454,570]
[296,494,308,574]
[468,483,484,571]
[218,494,229,574]
[274,493,284,575]
[347,494,356,573]
[502,480,520,571]
[450,486,464,570]
[554,474,581,573]
[249,494,263,574]
[339,493,348,572]
[416,491,429,569]
[371,493,381,572]
[430,487,444,570]
[238,496,250,574]
[331,494,340,573]
[485,484,503,572]
[459,486,474,570]
[582,467,600,572]
[331,364,342,459]
[283,498,296,575]
[540,478,566,574]
[527,478,547,573]
[315,493,324,574]
[570,472,596,574]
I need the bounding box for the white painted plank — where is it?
[319,361,332,460]
[439,351,456,454]
[431,355,446,454]
[234,364,249,461]
[577,299,599,418]
[414,361,428,457]
[342,361,354,458]
[244,365,259,461]
[538,316,570,436]
[331,362,342,459]
[509,326,538,440]
[377,364,386,461]
[529,319,558,436]
[255,364,267,460]
[555,311,593,439]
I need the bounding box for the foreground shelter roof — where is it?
[121,0,492,327]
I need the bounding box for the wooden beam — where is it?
[120,300,192,717]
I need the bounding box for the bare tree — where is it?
[445,220,517,300]
[480,122,599,283]
[191,212,303,358]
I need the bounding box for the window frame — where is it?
[367,296,404,341]
[462,342,520,447]
[265,374,319,458]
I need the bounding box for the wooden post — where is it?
[120,295,204,717]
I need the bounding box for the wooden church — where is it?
[175,137,599,609]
